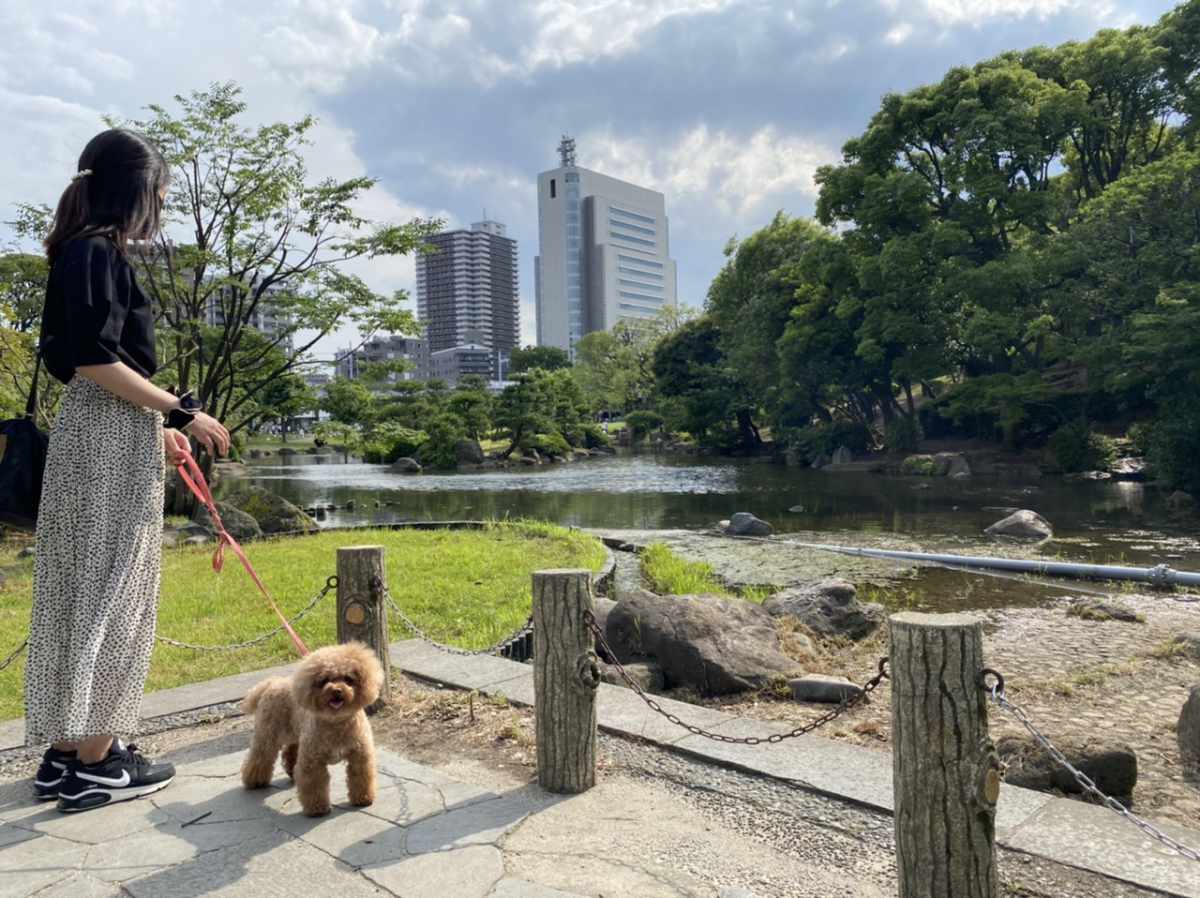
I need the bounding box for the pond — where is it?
[226,452,1200,575]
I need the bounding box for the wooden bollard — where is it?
[532,569,599,793]
[336,545,391,711]
[890,612,1000,898]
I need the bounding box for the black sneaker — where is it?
[33,747,77,800]
[56,742,175,813]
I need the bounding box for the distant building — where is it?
[416,219,519,380]
[428,343,507,385]
[203,289,294,351]
[535,136,678,358]
[336,334,429,382]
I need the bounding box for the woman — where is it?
[26,129,230,813]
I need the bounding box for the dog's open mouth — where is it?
[328,696,345,710]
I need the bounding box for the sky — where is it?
[0,0,1181,361]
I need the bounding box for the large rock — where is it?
[1066,598,1143,623]
[724,512,773,537]
[1168,491,1196,511]
[191,501,263,542]
[761,579,884,641]
[1110,457,1146,480]
[997,735,1137,798]
[605,589,803,695]
[830,446,854,466]
[901,452,970,477]
[226,486,319,535]
[600,660,666,694]
[789,674,863,704]
[985,509,1053,542]
[390,457,422,474]
[1179,686,1200,767]
[455,439,485,466]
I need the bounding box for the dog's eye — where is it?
[316,678,327,688]
[345,676,357,687]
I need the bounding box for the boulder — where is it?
[1065,470,1112,482]
[226,486,319,535]
[455,439,485,466]
[724,512,773,537]
[1167,632,1200,662]
[1110,457,1146,480]
[902,452,969,477]
[277,447,297,456]
[997,735,1137,798]
[1066,598,1143,623]
[942,452,971,478]
[762,579,884,641]
[390,457,422,474]
[191,501,263,542]
[789,674,864,704]
[830,446,854,466]
[600,660,666,694]
[985,509,1053,542]
[901,455,939,476]
[1179,686,1200,767]
[519,455,539,466]
[605,589,803,695]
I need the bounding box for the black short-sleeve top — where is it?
[40,236,157,385]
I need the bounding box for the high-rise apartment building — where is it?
[415,219,519,380]
[535,137,678,357]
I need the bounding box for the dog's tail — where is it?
[241,679,272,714]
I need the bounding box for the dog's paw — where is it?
[348,790,375,807]
[302,802,332,818]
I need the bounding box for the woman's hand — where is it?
[164,428,191,466]
[186,412,231,457]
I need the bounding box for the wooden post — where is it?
[890,612,1000,898]
[337,545,391,711]
[533,569,599,793]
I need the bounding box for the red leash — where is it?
[174,451,310,657]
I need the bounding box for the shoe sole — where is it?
[57,777,174,813]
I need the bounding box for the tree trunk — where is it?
[890,612,1000,898]
[532,569,599,794]
[336,545,391,713]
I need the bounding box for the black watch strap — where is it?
[166,407,197,430]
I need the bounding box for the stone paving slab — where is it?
[1001,797,1200,898]
[397,640,1200,898]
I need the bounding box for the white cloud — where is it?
[903,0,1115,26]
[581,124,834,226]
[885,22,914,44]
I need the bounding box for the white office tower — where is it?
[535,136,678,357]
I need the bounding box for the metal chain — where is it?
[980,669,1200,863]
[0,639,27,671]
[376,576,535,657]
[585,610,888,745]
[155,576,337,652]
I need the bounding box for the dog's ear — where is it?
[355,645,384,707]
[292,654,325,713]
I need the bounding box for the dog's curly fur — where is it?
[240,642,383,817]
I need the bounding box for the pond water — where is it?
[226,453,1200,575]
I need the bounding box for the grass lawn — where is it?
[0,522,606,722]
[241,433,319,452]
[640,543,773,603]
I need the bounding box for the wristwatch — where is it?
[165,392,203,431]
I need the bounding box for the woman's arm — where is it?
[76,361,181,412]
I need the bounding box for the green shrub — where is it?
[785,421,874,464]
[417,414,466,469]
[1048,422,1117,473]
[1145,395,1200,492]
[522,431,572,458]
[1127,422,1151,456]
[363,423,427,464]
[885,416,923,452]
[625,410,664,440]
[900,455,939,476]
[565,423,611,449]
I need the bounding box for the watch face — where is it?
[180,396,203,411]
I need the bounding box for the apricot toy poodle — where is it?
[240,641,384,816]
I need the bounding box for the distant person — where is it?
[27,129,230,813]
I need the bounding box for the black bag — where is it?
[0,354,49,531]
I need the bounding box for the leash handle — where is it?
[174,451,310,657]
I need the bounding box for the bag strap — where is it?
[23,350,42,421]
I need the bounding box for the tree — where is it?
[493,372,551,459]
[509,345,570,374]
[574,305,693,412]
[0,252,48,333]
[321,378,375,426]
[447,375,492,441]
[16,83,439,439]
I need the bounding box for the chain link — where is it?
[981,669,1200,863]
[376,576,535,657]
[155,576,338,652]
[0,639,27,671]
[585,610,888,745]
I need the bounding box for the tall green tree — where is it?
[509,345,570,374]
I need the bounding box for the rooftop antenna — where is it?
[558,134,577,168]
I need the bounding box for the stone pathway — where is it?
[0,734,805,898]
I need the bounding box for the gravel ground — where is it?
[0,677,1170,898]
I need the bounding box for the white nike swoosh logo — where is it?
[75,770,131,788]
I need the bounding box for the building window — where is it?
[610,206,656,225]
[565,172,579,182]
[617,254,664,269]
[550,179,556,199]
[610,232,656,248]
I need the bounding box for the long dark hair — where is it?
[45,129,169,263]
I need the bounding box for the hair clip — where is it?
[70,169,93,182]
